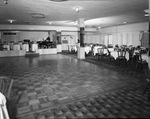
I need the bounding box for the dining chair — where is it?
[129,47,135,61]
[116,49,127,65]
[97,48,103,59]
[135,51,148,71]
[0,76,14,100]
[0,76,14,118]
[97,48,107,60]
[107,49,115,62]
[128,47,136,68]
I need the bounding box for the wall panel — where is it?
[1,31,48,43]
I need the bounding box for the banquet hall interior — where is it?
[0,0,150,119]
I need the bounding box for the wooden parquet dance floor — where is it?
[0,54,149,119]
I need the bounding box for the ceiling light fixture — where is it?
[75,7,79,12]
[3,0,8,5]
[48,22,52,25]
[73,6,82,12]
[8,19,15,23]
[123,22,127,24]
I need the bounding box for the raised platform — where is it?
[36,48,57,55]
[0,50,26,57]
[25,51,39,57]
[0,48,58,57]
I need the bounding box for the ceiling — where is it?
[0,0,149,28]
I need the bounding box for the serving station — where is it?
[0,41,61,57]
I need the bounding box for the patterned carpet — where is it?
[0,54,149,119]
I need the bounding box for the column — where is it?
[146,0,150,68]
[0,32,3,44]
[149,0,150,56]
[78,18,85,47]
[56,32,62,53]
[77,18,85,59]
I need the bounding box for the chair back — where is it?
[0,76,14,99]
[138,51,142,61]
[97,48,104,55]
[117,49,126,57]
[107,49,111,56]
[128,47,135,60]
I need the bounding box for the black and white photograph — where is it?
[0,0,150,119]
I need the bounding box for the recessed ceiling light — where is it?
[3,0,8,5]
[31,13,45,19]
[123,22,127,24]
[47,22,52,25]
[73,6,82,12]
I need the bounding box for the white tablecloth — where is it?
[84,46,91,54]
[0,92,10,119]
[31,44,38,52]
[21,44,29,52]
[142,54,149,62]
[103,49,108,54]
[110,50,129,61]
[133,51,148,62]
[108,48,114,52]
[13,44,20,50]
[93,46,103,56]
[3,45,10,51]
